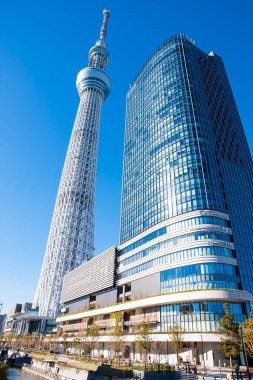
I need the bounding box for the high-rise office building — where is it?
[56,35,252,366]
[33,9,111,317]
[118,33,253,328]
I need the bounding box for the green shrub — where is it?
[0,364,8,379]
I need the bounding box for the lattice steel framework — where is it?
[33,9,111,317]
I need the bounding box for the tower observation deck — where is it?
[33,9,111,317]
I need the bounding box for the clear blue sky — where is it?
[0,0,252,314]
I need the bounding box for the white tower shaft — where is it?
[33,9,111,317]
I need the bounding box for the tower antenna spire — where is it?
[100,9,110,40]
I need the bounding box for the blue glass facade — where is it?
[122,245,234,267]
[121,215,229,255]
[161,301,246,332]
[160,263,240,293]
[120,34,253,297]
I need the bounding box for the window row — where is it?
[122,243,233,268]
[121,215,229,255]
[161,262,237,280]
[119,243,234,280]
[160,301,246,332]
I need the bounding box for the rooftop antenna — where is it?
[100,9,110,40]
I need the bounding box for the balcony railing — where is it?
[129,312,160,325]
[61,322,88,332]
[94,319,116,328]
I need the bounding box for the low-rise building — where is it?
[0,314,6,335]
[4,303,56,336]
[4,303,31,335]
[56,245,252,367]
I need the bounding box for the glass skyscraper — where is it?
[56,34,253,366]
[118,34,253,331]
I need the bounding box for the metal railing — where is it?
[199,371,252,380]
[94,319,116,328]
[61,322,88,332]
[129,312,160,325]
[23,364,74,380]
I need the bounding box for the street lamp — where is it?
[239,325,251,380]
[201,334,206,373]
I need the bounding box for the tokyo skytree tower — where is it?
[33,9,111,317]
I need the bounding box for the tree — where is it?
[31,335,40,350]
[83,325,100,358]
[136,323,153,370]
[168,323,184,365]
[153,341,166,368]
[43,335,52,351]
[14,334,23,349]
[73,335,83,357]
[110,312,125,364]
[218,303,240,367]
[61,333,69,354]
[40,335,48,352]
[46,334,56,352]
[242,317,253,358]
[5,333,14,348]
[22,334,33,350]
[123,345,131,360]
